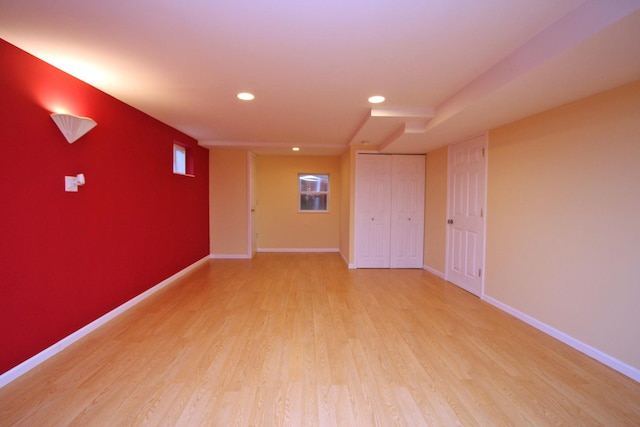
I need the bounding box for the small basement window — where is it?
[299,173,329,212]
[173,143,194,176]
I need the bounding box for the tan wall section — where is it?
[486,80,640,369]
[257,155,341,250]
[209,148,249,256]
[423,146,448,274]
[339,150,351,262]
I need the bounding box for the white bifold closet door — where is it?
[390,154,425,268]
[355,154,393,268]
[355,154,425,268]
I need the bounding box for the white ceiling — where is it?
[1,0,639,155]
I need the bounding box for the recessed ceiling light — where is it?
[237,92,255,101]
[292,147,300,152]
[368,95,385,104]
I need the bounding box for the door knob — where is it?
[447,219,454,224]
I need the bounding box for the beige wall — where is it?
[257,155,341,250]
[486,80,640,369]
[424,146,448,274]
[209,148,249,256]
[340,150,351,262]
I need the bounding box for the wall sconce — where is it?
[51,113,97,144]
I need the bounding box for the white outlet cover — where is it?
[65,176,78,192]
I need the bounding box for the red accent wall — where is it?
[0,39,210,374]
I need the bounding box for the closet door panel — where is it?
[355,155,392,268]
[390,155,425,268]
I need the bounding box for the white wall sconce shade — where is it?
[51,113,97,144]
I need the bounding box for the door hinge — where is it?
[482,148,485,157]
[478,268,482,277]
[480,208,483,218]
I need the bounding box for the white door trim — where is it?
[247,151,257,258]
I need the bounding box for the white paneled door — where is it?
[447,136,487,296]
[355,154,392,268]
[390,155,425,268]
[355,154,425,269]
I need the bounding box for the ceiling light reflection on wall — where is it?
[292,147,300,152]
[237,92,255,101]
[41,55,111,87]
[368,95,385,104]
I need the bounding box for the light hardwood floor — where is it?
[1,253,639,426]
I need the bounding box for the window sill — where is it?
[173,172,195,178]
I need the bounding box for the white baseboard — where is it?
[210,254,251,259]
[0,255,211,389]
[338,250,356,269]
[423,265,445,279]
[257,248,340,253]
[483,295,640,383]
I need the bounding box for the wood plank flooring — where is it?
[1,253,639,426]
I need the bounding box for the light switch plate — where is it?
[65,176,78,192]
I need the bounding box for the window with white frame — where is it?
[173,143,187,175]
[299,174,329,211]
